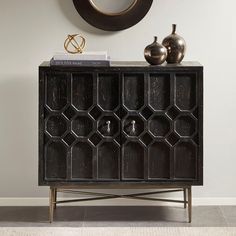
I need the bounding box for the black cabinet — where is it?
[39,61,203,187]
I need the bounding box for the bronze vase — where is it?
[162,24,186,64]
[144,36,167,65]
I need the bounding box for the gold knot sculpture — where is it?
[64,34,86,54]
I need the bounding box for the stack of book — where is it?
[50,51,110,67]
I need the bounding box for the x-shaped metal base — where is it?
[49,187,192,223]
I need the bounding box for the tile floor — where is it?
[0,206,235,227]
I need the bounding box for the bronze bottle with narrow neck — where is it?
[144,36,167,65]
[162,24,186,64]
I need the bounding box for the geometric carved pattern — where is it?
[40,64,202,185]
[46,115,67,137]
[63,133,76,146]
[140,133,153,146]
[166,132,179,146]
[89,133,102,146]
[89,106,102,120]
[123,116,144,137]
[140,106,153,120]
[115,107,128,120]
[175,115,196,137]
[166,106,179,120]
[72,116,93,137]
[149,116,170,137]
[63,106,76,120]
[192,107,199,119]
[98,115,119,137]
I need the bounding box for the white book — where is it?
[53,51,108,61]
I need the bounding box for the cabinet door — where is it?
[43,72,121,182]
[68,72,121,181]
[121,72,201,182]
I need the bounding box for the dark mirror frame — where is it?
[72,0,153,31]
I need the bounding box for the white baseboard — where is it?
[0,197,236,206]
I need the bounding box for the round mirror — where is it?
[73,0,153,31]
[89,0,136,15]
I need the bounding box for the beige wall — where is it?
[0,0,235,199]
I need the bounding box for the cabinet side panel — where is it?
[38,68,45,185]
[198,69,204,185]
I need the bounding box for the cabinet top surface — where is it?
[39,61,203,69]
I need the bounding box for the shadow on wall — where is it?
[0,76,39,196]
[57,0,115,36]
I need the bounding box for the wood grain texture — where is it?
[39,62,203,187]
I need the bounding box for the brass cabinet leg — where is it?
[53,188,57,210]
[183,188,187,208]
[49,187,55,223]
[188,186,192,223]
